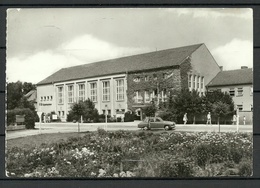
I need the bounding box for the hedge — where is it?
[7,108,37,129]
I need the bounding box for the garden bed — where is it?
[7,125,26,131]
[6,130,252,178]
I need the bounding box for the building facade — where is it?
[37,43,221,121]
[207,67,253,124]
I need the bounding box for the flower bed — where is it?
[6,130,252,177]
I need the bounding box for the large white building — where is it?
[37,43,221,122]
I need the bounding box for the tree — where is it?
[203,90,234,124]
[67,98,99,122]
[143,103,157,117]
[173,89,202,124]
[212,101,230,125]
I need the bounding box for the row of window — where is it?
[236,104,253,112]
[134,90,168,103]
[133,73,173,83]
[229,87,253,97]
[40,96,53,101]
[57,79,125,104]
[188,75,204,90]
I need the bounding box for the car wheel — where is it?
[143,126,148,131]
[164,125,170,131]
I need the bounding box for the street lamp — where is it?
[105,105,108,131]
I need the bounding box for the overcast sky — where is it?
[6,8,253,84]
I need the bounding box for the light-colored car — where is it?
[138,117,175,131]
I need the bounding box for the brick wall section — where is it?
[127,66,189,111]
[180,57,192,90]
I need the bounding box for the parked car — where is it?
[138,117,175,131]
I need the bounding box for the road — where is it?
[6,121,252,140]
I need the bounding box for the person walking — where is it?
[206,112,211,125]
[183,113,188,125]
[243,116,246,125]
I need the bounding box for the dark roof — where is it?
[207,68,253,87]
[37,43,203,85]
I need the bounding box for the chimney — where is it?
[219,66,223,71]
[241,66,248,69]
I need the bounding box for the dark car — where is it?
[138,117,175,131]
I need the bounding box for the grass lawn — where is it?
[7,132,88,149]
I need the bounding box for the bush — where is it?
[157,111,177,122]
[238,159,252,176]
[124,111,136,122]
[7,108,36,129]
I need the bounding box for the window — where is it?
[47,96,49,101]
[229,88,235,96]
[251,105,253,111]
[102,81,110,101]
[133,77,140,82]
[161,89,167,101]
[197,76,200,89]
[62,111,65,117]
[188,75,192,88]
[237,88,243,96]
[90,82,97,102]
[201,77,204,89]
[78,84,85,101]
[153,74,157,80]
[145,76,149,81]
[193,75,196,89]
[134,91,143,103]
[237,105,243,111]
[116,79,124,101]
[58,86,64,104]
[50,96,53,101]
[68,85,74,103]
[41,97,43,101]
[145,91,151,103]
[44,96,46,101]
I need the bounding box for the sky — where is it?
[6,8,253,84]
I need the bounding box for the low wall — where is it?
[7,125,26,131]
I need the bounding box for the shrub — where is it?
[124,111,136,122]
[7,108,36,129]
[159,157,194,177]
[238,159,252,176]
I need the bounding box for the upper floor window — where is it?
[68,85,74,103]
[229,88,235,97]
[153,74,158,80]
[193,75,196,89]
[102,81,110,101]
[197,76,200,89]
[161,89,167,102]
[90,82,97,102]
[134,91,143,103]
[116,79,124,101]
[144,91,151,103]
[201,76,204,89]
[145,76,149,81]
[41,97,43,101]
[58,86,64,104]
[237,87,243,97]
[133,77,140,82]
[47,96,49,101]
[78,84,85,102]
[237,105,243,111]
[188,75,192,88]
[50,96,53,101]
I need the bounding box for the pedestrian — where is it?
[243,116,246,125]
[206,112,211,125]
[183,113,188,125]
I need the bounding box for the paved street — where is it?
[6,121,252,140]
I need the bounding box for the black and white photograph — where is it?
[6,8,253,178]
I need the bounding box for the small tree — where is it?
[212,101,230,125]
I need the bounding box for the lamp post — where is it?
[105,105,108,131]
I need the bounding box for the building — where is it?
[207,67,253,124]
[37,43,221,121]
[24,89,37,109]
